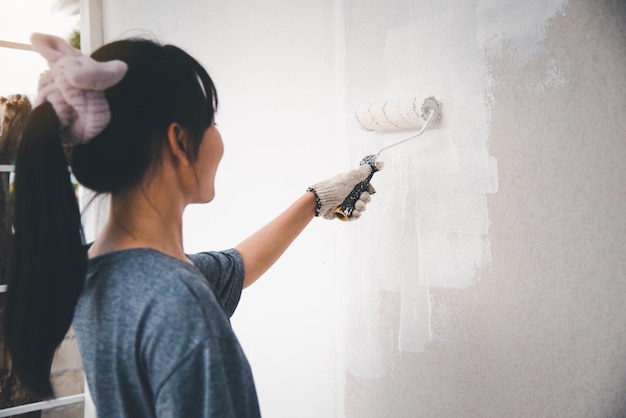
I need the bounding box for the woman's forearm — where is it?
[236,192,316,288]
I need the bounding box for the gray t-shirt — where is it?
[73,248,261,417]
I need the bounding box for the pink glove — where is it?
[30,33,128,145]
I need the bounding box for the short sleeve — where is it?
[154,337,261,418]
[187,249,245,317]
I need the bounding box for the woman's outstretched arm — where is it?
[236,192,316,288]
[235,162,379,288]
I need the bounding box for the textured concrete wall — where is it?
[341,0,626,416]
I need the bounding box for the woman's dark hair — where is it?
[4,38,217,397]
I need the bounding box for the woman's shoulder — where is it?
[84,248,231,334]
[86,248,214,307]
[89,247,198,279]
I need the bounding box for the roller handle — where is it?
[333,154,379,221]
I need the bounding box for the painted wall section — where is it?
[340,0,504,378]
[342,0,626,416]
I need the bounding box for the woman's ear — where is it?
[166,122,191,166]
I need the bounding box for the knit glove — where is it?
[308,158,383,221]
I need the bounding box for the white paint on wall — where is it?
[476,0,569,63]
[342,0,569,377]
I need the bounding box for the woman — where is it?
[3,33,377,417]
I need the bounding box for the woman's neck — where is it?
[88,182,190,263]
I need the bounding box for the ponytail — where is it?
[4,102,87,397]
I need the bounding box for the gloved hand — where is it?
[308,161,382,220]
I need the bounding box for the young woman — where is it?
[3,34,377,416]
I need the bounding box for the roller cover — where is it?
[355,97,426,132]
[355,96,441,131]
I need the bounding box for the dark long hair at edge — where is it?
[4,38,218,397]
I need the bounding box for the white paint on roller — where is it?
[355,97,425,131]
[343,0,568,377]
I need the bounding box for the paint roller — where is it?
[333,96,442,221]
